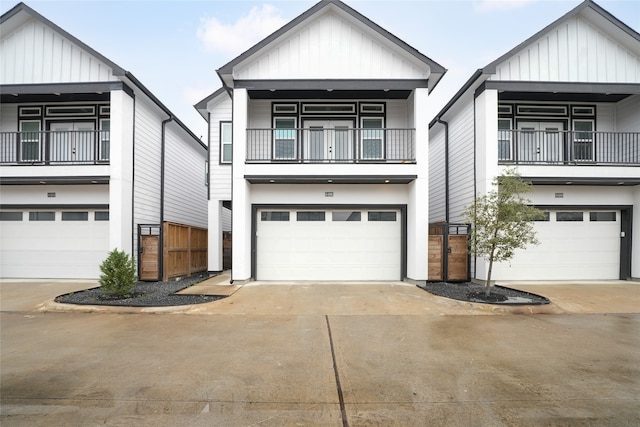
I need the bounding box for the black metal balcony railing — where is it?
[498,130,639,165]
[0,130,110,165]
[246,128,415,163]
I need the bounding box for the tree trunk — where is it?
[486,248,495,297]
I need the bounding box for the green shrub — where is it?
[99,249,137,298]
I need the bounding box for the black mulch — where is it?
[418,281,550,305]
[55,273,226,307]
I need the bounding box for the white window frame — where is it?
[19,120,41,162]
[99,119,110,161]
[273,117,297,160]
[360,117,384,160]
[220,121,233,164]
[572,119,594,162]
[498,118,512,161]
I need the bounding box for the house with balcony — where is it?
[196,0,446,283]
[0,3,208,279]
[429,0,640,282]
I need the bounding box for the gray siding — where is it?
[164,124,208,229]
[616,95,640,132]
[428,124,446,223]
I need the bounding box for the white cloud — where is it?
[197,4,288,55]
[473,0,538,12]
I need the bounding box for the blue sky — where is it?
[3,0,639,140]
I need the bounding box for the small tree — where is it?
[99,249,137,298]
[464,169,543,296]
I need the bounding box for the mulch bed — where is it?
[55,273,226,307]
[418,281,550,305]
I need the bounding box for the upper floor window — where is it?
[273,118,297,160]
[20,121,41,162]
[361,118,384,160]
[220,122,232,164]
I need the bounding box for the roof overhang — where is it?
[0,176,110,185]
[244,175,417,184]
[479,81,640,102]
[0,82,131,104]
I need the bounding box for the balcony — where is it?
[498,130,639,165]
[0,130,110,165]
[246,128,415,163]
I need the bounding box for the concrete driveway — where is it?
[1,278,639,426]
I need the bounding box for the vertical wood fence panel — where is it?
[163,222,208,281]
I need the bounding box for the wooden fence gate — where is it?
[428,223,469,282]
[138,223,208,281]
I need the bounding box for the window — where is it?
[556,212,583,222]
[590,212,616,222]
[273,104,297,113]
[572,106,595,116]
[368,212,397,221]
[220,122,232,163]
[533,212,550,221]
[274,118,296,160]
[46,106,95,116]
[95,211,110,221]
[261,211,289,221]
[498,119,512,160]
[360,103,384,113]
[332,211,361,222]
[19,106,41,117]
[20,121,41,161]
[302,104,355,114]
[61,212,88,221]
[100,119,110,161]
[0,212,23,221]
[517,105,567,116]
[297,211,325,221]
[361,118,384,160]
[99,106,111,115]
[498,104,512,114]
[572,120,594,161]
[29,212,55,221]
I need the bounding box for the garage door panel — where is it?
[0,211,109,279]
[257,209,401,281]
[494,210,619,280]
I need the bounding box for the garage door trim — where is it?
[251,204,407,280]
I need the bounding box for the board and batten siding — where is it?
[209,96,232,200]
[490,15,640,83]
[163,125,208,229]
[0,17,116,84]
[235,10,429,81]
[428,125,446,223]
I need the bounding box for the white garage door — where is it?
[0,209,109,279]
[257,209,401,281]
[494,210,620,280]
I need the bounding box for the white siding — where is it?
[247,100,271,128]
[133,97,162,229]
[163,125,208,229]
[0,17,116,84]
[446,101,476,223]
[616,95,640,132]
[0,104,18,132]
[222,206,231,232]
[386,100,409,128]
[235,10,429,81]
[491,16,640,83]
[209,96,233,200]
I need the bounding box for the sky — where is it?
[2,0,639,140]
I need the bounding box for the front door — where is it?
[49,122,95,163]
[517,121,564,163]
[303,120,353,161]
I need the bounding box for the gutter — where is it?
[159,116,174,281]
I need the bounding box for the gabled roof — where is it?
[194,87,229,120]
[1,2,205,148]
[430,0,640,127]
[1,2,125,75]
[483,0,640,74]
[216,0,446,90]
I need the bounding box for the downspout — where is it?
[159,116,173,281]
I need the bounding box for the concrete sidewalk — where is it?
[1,274,638,315]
